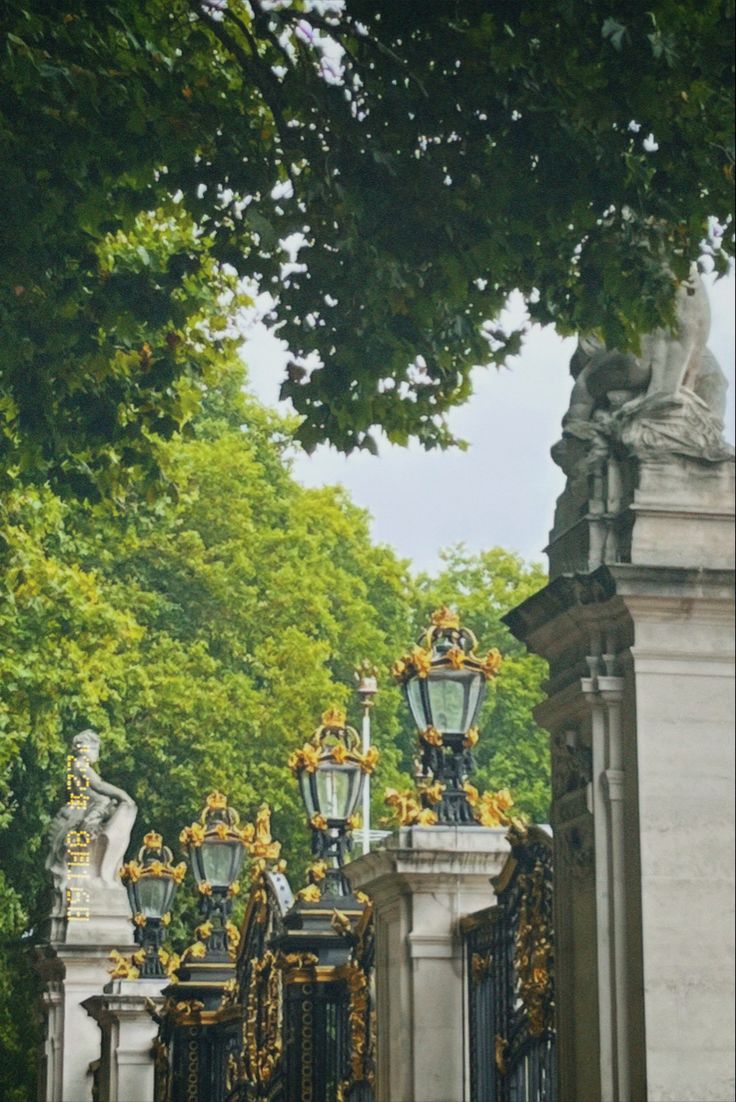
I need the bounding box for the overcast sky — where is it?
[243,272,734,575]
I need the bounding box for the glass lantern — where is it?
[120,832,186,977]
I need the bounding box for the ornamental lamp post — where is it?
[354,660,379,855]
[289,707,379,897]
[179,791,252,958]
[120,832,186,978]
[393,606,502,825]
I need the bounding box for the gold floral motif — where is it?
[421,781,445,806]
[421,725,443,747]
[131,949,146,967]
[495,1034,508,1074]
[384,788,438,826]
[296,883,322,902]
[474,788,514,828]
[463,782,480,806]
[181,940,207,962]
[194,920,213,941]
[310,813,328,831]
[158,948,181,978]
[133,912,146,927]
[331,741,348,764]
[446,645,466,670]
[410,645,432,678]
[463,727,479,749]
[119,861,140,883]
[197,880,212,896]
[143,830,163,848]
[288,742,321,774]
[206,791,228,811]
[227,881,241,897]
[354,890,370,905]
[179,821,205,847]
[483,648,503,677]
[308,860,327,882]
[346,814,362,831]
[359,746,380,774]
[108,949,140,980]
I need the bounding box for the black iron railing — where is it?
[463,826,556,1102]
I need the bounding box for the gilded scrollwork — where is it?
[243,950,283,1086]
[513,859,554,1036]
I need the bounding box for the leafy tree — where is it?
[2,0,733,493]
[0,360,413,1097]
[413,546,550,822]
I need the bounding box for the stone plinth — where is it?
[83,979,166,1102]
[38,943,135,1102]
[345,826,509,1102]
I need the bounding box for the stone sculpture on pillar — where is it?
[38,730,138,1102]
[45,728,137,943]
[549,269,733,576]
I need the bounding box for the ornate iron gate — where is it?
[462,825,556,1102]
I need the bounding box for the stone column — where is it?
[505,438,735,1097]
[83,980,166,1102]
[38,943,135,1102]
[346,825,509,1102]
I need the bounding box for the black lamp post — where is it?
[393,606,502,824]
[289,707,379,897]
[179,792,251,958]
[120,832,186,978]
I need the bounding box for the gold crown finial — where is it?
[321,706,346,728]
[430,606,460,630]
[206,791,228,811]
[143,830,163,849]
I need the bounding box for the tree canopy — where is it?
[2,0,733,495]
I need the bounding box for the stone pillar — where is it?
[505,443,735,1099]
[38,943,135,1102]
[346,825,509,1102]
[83,980,165,1102]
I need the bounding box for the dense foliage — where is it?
[2,0,733,495]
[0,361,546,1098]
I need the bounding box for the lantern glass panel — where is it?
[298,770,318,819]
[137,876,171,919]
[200,840,241,888]
[406,676,429,731]
[426,669,486,736]
[315,762,363,822]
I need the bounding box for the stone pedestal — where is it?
[83,979,165,1102]
[345,826,509,1102]
[505,456,735,1102]
[38,942,133,1102]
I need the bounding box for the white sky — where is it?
[242,272,735,574]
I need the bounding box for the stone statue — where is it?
[554,271,732,472]
[45,730,137,935]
